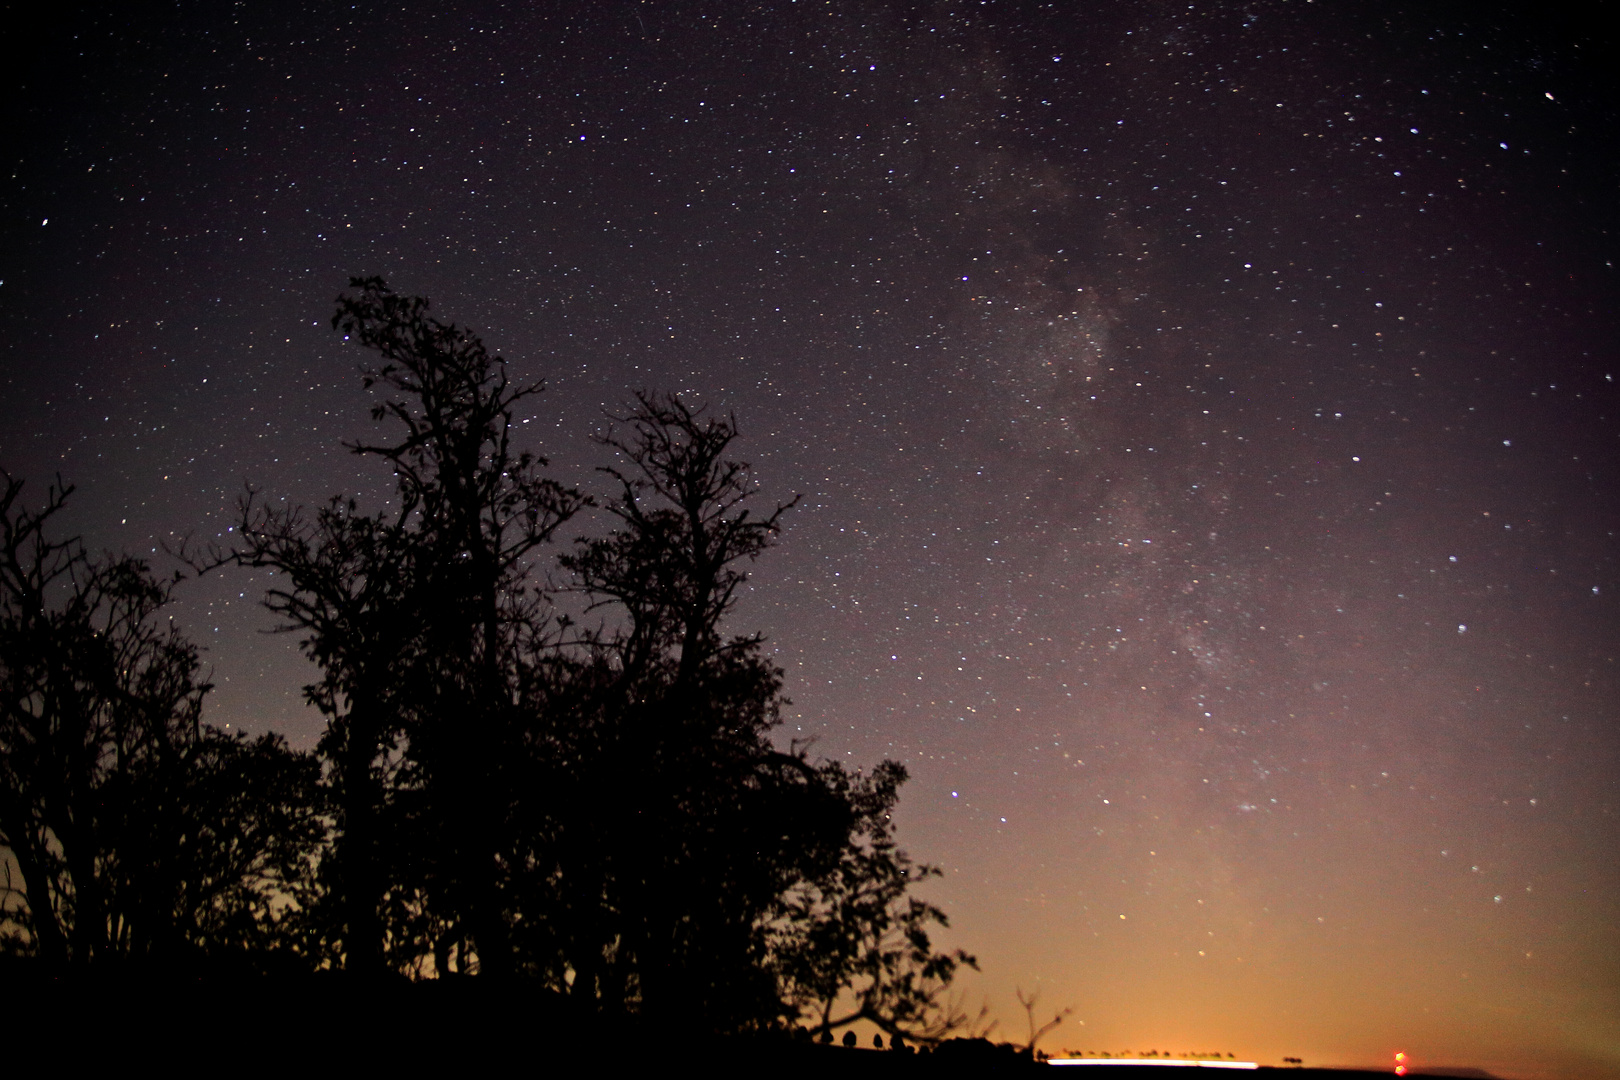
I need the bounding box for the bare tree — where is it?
[1016,986,1073,1060]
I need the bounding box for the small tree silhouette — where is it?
[772,762,977,1044]
[1016,986,1073,1060]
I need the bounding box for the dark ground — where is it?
[0,970,1427,1077]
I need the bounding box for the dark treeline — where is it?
[0,278,972,1041]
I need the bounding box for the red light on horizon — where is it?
[1395,1051,1408,1076]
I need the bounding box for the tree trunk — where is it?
[341,700,385,978]
[0,809,68,970]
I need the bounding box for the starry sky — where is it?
[3,1,1617,1073]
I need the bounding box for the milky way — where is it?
[3,3,1616,1074]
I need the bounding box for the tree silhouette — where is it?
[1015,986,1072,1060]
[543,393,820,1025]
[209,278,586,977]
[0,472,321,974]
[3,283,979,1034]
[177,281,975,1037]
[223,492,420,976]
[531,393,976,1036]
[772,759,977,1044]
[333,278,586,980]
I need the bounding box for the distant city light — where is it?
[1049,1061,1258,1069]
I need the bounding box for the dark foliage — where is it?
[535,393,859,1028]
[0,472,322,974]
[223,492,420,975]
[2,279,972,1041]
[331,278,587,980]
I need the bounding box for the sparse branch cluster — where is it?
[0,279,970,1039]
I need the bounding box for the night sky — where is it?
[3,1,1617,1073]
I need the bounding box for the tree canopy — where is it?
[0,278,972,1040]
[0,473,321,974]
